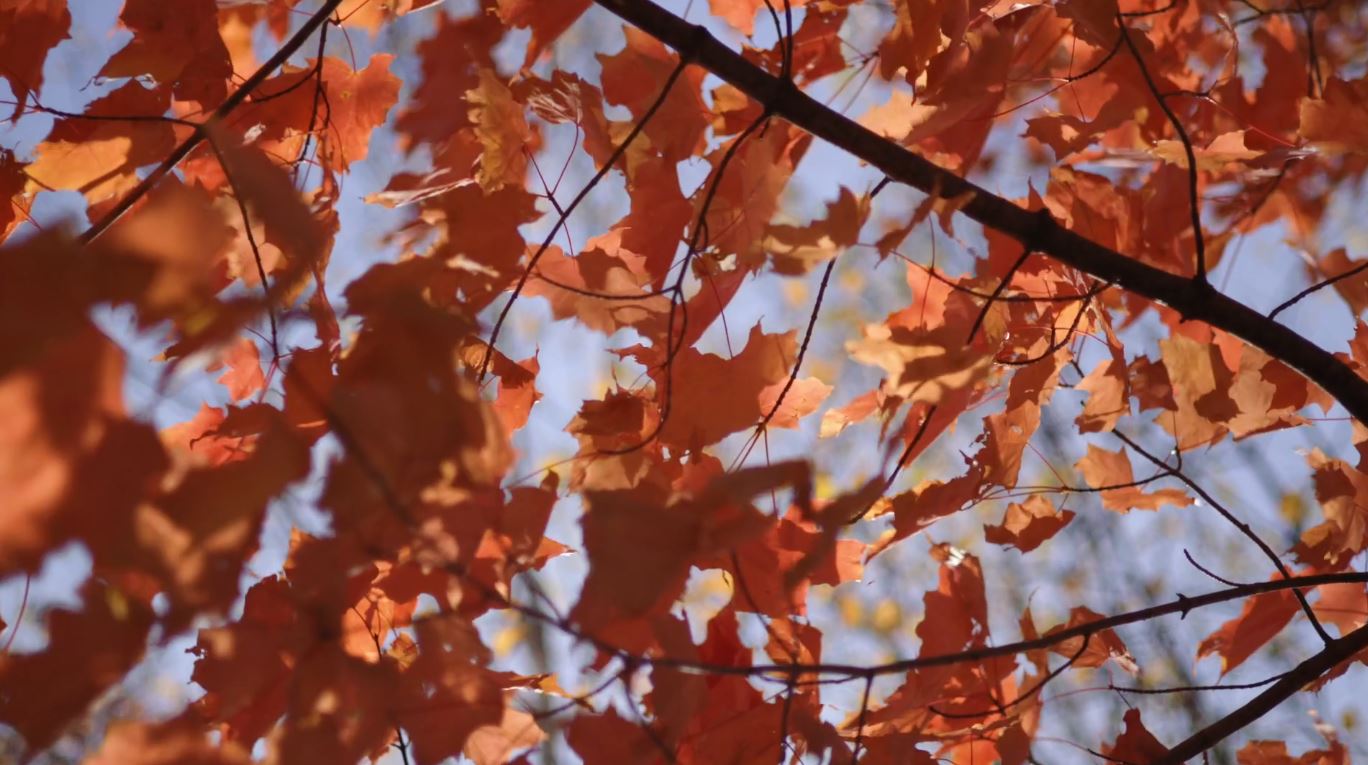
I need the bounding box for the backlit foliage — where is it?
[2,0,1368,763]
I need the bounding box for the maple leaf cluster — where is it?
[2,0,1368,763]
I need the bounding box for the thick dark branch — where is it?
[80,0,344,244]
[588,0,1368,427]
[1154,622,1368,764]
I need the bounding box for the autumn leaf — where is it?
[0,582,154,752]
[1041,607,1138,673]
[24,82,176,205]
[848,322,994,404]
[1292,450,1368,569]
[189,576,307,744]
[395,10,503,148]
[318,55,402,171]
[5,1,1368,762]
[100,0,231,107]
[1076,445,1192,512]
[0,236,170,577]
[467,69,531,191]
[598,26,710,162]
[84,718,250,765]
[818,389,881,439]
[220,55,399,174]
[0,0,70,119]
[1198,577,1300,676]
[498,0,591,67]
[1301,77,1368,154]
[919,544,989,656]
[335,0,446,31]
[984,495,1075,553]
[461,693,545,765]
[94,179,236,325]
[696,123,810,269]
[395,619,506,764]
[1074,319,1130,433]
[572,464,795,632]
[765,187,869,275]
[757,376,833,429]
[212,338,267,402]
[1237,735,1349,765]
[1103,709,1170,764]
[209,128,328,299]
[522,235,672,336]
[1056,0,1119,47]
[655,322,798,449]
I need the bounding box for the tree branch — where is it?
[1154,622,1368,764]
[622,571,1368,679]
[587,0,1368,427]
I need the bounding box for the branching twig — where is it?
[1116,430,1333,645]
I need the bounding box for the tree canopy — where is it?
[2,0,1368,763]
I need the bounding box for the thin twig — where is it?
[1268,256,1368,320]
[204,136,280,359]
[477,58,691,384]
[1116,16,1208,285]
[967,245,1030,344]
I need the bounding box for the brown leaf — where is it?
[95,179,236,325]
[209,129,328,299]
[1198,577,1300,676]
[84,718,251,765]
[765,187,869,276]
[1301,76,1368,154]
[1074,322,1129,433]
[462,694,545,765]
[25,82,176,205]
[1103,709,1169,764]
[212,338,267,402]
[598,27,709,162]
[0,582,153,752]
[984,495,1076,553]
[757,376,833,429]
[319,55,402,171]
[0,237,169,575]
[0,0,70,118]
[572,464,801,632]
[657,323,797,449]
[467,69,530,191]
[497,0,591,67]
[100,0,231,106]
[397,619,506,764]
[695,123,809,269]
[1076,445,1192,512]
[1042,607,1138,673]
